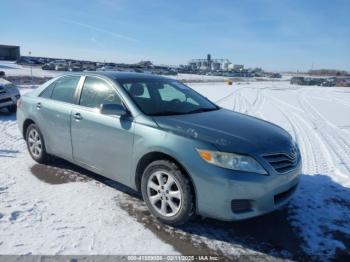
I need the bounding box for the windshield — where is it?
[117,78,218,116]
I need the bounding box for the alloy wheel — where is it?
[146,170,183,217]
[28,128,42,158]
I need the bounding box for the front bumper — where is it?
[0,92,20,109]
[185,157,301,221]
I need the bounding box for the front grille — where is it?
[274,185,297,204]
[0,88,6,95]
[231,199,252,213]
[263,152,299,173]
[0,97,12,103]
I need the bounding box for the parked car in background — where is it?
[42,62,56,70]
[304,77,325,86]
[291,76,339,87]
[163,68,177,76]
[53,60,69,71]
[270,73,282,79]
[336,78,350,87]
[17,57,44,65]
[17,72,301,225]
[82,63,97,71]
[0,78,20,113]
[68,62,83,72]
[320,78,336,87]
[290,77,305,85]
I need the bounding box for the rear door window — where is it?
[39,82,55,98]
[50,76,80,103]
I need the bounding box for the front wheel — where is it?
[141,160,195,226]
[26,124,50,163]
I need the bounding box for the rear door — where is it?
[71,76,134,184]
[36,75,82,160]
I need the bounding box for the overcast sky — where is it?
[2,0,349,71]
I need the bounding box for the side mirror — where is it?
[100,103,128,116]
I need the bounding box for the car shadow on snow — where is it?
[0,108,16,120]
[30,159,350,261]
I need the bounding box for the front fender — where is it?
[130,122,216,189]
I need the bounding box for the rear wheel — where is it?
[26,124,50,163]
[7,105,16,113]
[141,160,195,226]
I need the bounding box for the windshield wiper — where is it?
[185,107,218,114]
[150,107,218,116]
[150,111,184,116]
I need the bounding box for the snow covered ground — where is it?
[1,64,350,260]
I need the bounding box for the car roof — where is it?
[79,71,170,81]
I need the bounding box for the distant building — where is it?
[211,62,221,71]
[0,45,20,61]
[231,64,244,71]
[188,54,241,72]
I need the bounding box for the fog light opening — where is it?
[231,199,253,214]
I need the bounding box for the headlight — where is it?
[196,149,267,175]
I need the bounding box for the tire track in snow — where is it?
[214,85,251,114]
[233,92,248,113]
[230,88,252,115]
[292,113,333,174]
[232,90,248,113]
[248,88,266,118]
[298,90,350,174]
[214,86,245,104]
[231,87,267,120]
[265,93,332,174]
[265,90,350,257]
[215,85,265,118]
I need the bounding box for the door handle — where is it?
[36,102,42,110]
[73,112,83,121]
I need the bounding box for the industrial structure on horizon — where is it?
[188,54,244,72]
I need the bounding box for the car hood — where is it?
[152,108,293,155]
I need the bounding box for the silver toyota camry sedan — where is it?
[17,72,301,225]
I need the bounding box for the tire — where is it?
[7,105,17,113]
[25,123,50,164]
[141,160,195,226]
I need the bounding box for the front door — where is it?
[71,76,134,184]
